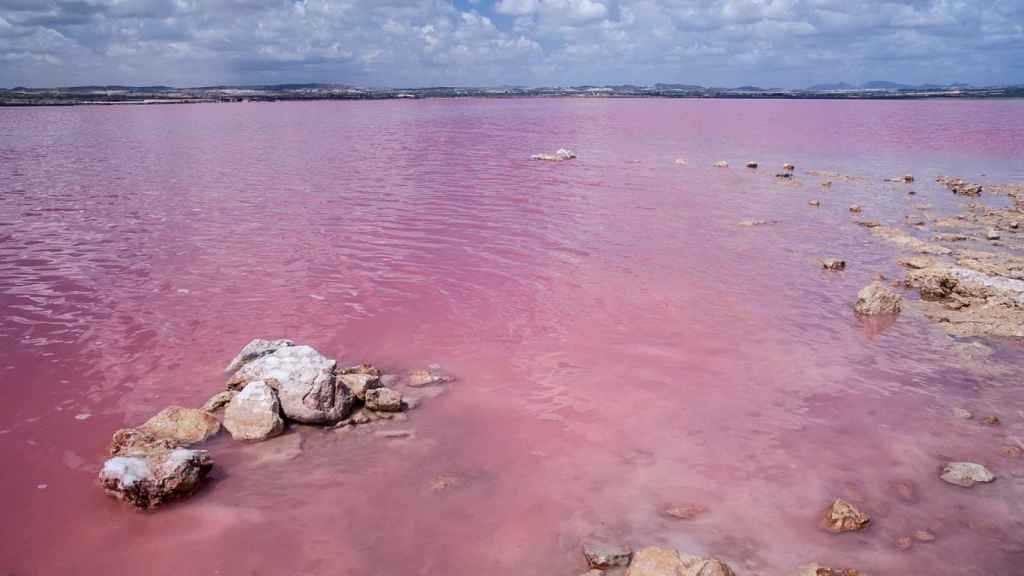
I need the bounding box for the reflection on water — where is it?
[1,99,1023,575]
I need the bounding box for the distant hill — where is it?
[807,81,973,92]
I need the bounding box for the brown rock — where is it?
[914,530,936,542]
[808,199,821,207]
[338,372,382,401]
[365,387,403,412]
[854,282,902,316]
[99,447,213,509]
[109,427,179,457]
[201,390,236,413]
[626,547,735,576]
[661,503,708,520]
[822,498,870,533]
[821,259,846,271]
[583,542,633,569]
[896,536,913,550]
[982,415,1001,426]
[783,163,795,172]
[848,204,862,213]
[141,406,221,445]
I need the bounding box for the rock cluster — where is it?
[98,338,442,509]
[623,546,735,576]
[937,176,982,196]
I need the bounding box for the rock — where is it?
[872,226,952,255]
[99,447,213,509]
[775,172,793,179]
[224,338,294,373]
[626,547,735,576]
[661,503,707,520]
[141,406,221,445]
[713,160,729,168]
[783,163,795,171]
[583,542,633,569]
[338,372,381,401]
[223,381,285,441]
[940,462,995,487]
[808,199,821,207]
[109,428,179,456]
[821,259,846,271]
[937,176,983,196]
[855,220,880,228]
[854,282,902,316]
[407,368,451,388]
[849,205,862,213]
[822,498,870,533]
[822,180,833,188]
[375,429,414,439]
[228,345,352,424]
[914,529,936,542]
[531,148,577,161]
[792,565,861,576]
[365,387,403,412]
[986,228,1001,240]
[952,407,973,420]
[738,219,770,227]
[340,363,382,377]
[674,158,688,166]
[745,161,758,169]
[896,536,913,550]
[888,175,914,183]
[982,415,1001,426]
[899,256,934,270]
[201,390,236,413]
[1002,445,1022,458]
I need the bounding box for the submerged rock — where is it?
[713,160,729,168]
[775,172,793,179]
[99,447,213,509]
[937,176,983,196]
[661,503,708,520]
[626,547,735,576]
[940,462,995,487]
[407,367,452,388]
[141,406,221,445]
[849,205,862,213]
[854,282,902,316]
[822,498,870,533]
[745,161,758,169]
[793,565,861,576]
[224,338,294,373]
[583,542,633,569]
[224,381,285,441]
[228,345,352,424]
[821,259,846,271]
[531,148,577,162]
[365,387,403,412]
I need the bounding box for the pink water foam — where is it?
[1,98,1023,575]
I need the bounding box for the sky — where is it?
[1,0,1022,89]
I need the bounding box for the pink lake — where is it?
[1,98,1024,575]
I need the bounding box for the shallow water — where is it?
[2,98,1024,575]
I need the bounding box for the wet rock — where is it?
[937,176,983,196]
[793,564,861,576]
[848,205,862,213]
[982,415,1001,426]
[952,407,973,420]
[808,199,821,207]
[783,163,795,171]
[583,542,633,569]
[141,406,221,445]
[738,219,771,227]
[375,429,414,439]
[898,256,934,270]
[822,498,870,533]
[986,228,1001,240]
[340,363,382,377]
[903,263,1024,338]
[1002,445,1022,458]
[407,368,452,388]
[822,180,833,188]
[661,503,708,520]
[775,172,793,179]
[224,338,294,373]
[109,427,179,457]
[224,381,285,441]
[745,161,758,169]
[713,160,729,168]
[626,547,735,576]
[872,226,952,255]
[855,220,880,228]
[940,462,995,487]
[821,259,846,271]
[854,282,902,316]
[228,345,352,424]
[914,529,936,542]
[674,158,689,166]
[934,233,969,242]
[888,175,915,183]
[201,390,236,413]
[531,148,577,162]
[338,372,381,401]
[365,387,403,412]
[896,536,913,550]
[99,447,213,509]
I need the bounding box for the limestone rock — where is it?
[109,427,179,457]
[338,372,381,401]
[141,406,221,445]
[224,381,285,441]
[626,547,735,576]
[224,338,294,373]
[227,345,352,424]
[822,498,870,533]
[99,447,213,509]
[365,387,403,412]
[583,542,633,569]
[940,462,995,487]
[854,282,902,315]
[201,390,236,413]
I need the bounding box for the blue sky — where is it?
[1,1,1022,88]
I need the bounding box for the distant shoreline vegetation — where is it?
[2,83,1023,106]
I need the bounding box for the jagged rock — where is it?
[821,259,845,271]
[340,363,382,377]
[224,338,294,373]
[141,406,221,445]
[109,428,179,457]
[531,148,577,161]
[583,542,633,569]
[849,205,862,213]
[940,462,995,487]
[99,447,213,509]
[224,381,285,441]
[937,176,982,196]
[227,345,352,424]
[626,547,735,576]
[365,387,403,412]
[201,390,236,413]
[855,282,902,315]
[338,372,381,401]
[745,161,758,169]
[822,498,870,533]
[872,226,952,255]
[783,163,795,171]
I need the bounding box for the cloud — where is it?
[0,0,1021,88]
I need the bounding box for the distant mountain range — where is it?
[807,81,973,91]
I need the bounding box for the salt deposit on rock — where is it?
[224,381,285,441]
[224,338,294,373]
[531,148,577,162]
[99,447,213,509]
[940,462,995,487]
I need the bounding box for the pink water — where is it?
[2,99,1024,575]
